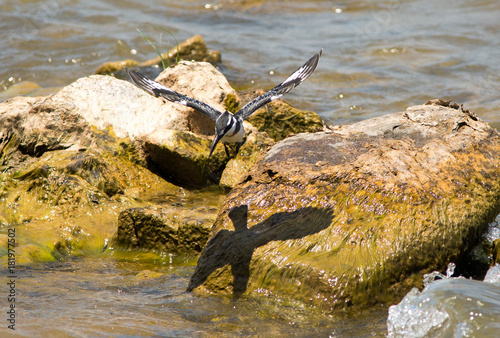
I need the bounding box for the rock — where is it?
[219,122,274,189]
[492,239,500,265]
[188,100,500,311]
[52,61,246,186]
[0,96,92,160]
[95,59,139,75]
[216,94,325,190]
[153,61,238,136]
[133,270,164,282]
[49,74,187,139]
[245,95,324,141]
[140,35,221,68]
[114,206,216,254]
[140,129,213,187]
[59,60,238,139]
[0,81,41,101]
[0,95,224,264]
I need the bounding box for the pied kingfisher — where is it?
[125,49,322,158]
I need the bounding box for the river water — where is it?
[1,0,500,336]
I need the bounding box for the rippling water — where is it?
[3,253,387,337]
[2,0,500,336]
[1,0,499,126]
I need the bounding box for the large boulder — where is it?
[188,100,500,310]
[152,61,237,136]
[0,95,222,264]
[50,61,244,187]
[51,59,239,140]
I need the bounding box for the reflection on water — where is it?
[3,253,387,337]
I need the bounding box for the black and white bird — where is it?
[125,49,322,158]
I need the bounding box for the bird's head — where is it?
[209,111,233,157]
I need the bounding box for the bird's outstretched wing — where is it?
[235,49,322,120]
[125,67,222,121]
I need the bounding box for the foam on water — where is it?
[389,261,500,337]
[388,265,500,337]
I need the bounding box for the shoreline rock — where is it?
[188,100,500,310]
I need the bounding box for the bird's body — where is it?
[218,114,245,143]
[126,49,322,157]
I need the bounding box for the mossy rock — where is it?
[189,101,500,311]
[95,59,139,75]
[140,35,221,68]
[246,98,324,141]
[96,35,221,75]
[114,207,213,254]
[219,123,274,189]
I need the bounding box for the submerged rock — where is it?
[188,100,500,310]
[0,81,41,101]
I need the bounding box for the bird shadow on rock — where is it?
[187,205,334,298]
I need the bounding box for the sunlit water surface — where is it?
[1,0,500,336]
[3,254,387,337]
[1,0,499,126]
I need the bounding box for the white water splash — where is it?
[387,263,500,337]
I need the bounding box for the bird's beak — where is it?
[209,133,222,157]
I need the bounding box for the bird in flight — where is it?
[125,49,322,158]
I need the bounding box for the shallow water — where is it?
[2,253,387,337]
[2,0,500,336]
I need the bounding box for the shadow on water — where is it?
[187,205,334,297]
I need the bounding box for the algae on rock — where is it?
[95,35,221,75]
[246,98,324,141]
[0,95,222,264]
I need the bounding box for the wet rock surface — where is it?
[1,52,324,266]
[115,206,215,254]
[0,94,224,263]
[188,100,500,310]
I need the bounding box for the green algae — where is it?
[205,173,500,310]
[223,93,241,114]
[0,127,220,265]
[247,100,324,142]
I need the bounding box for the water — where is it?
[1,0,499,126]
[387,265,500,337]
[2,253,387,337]
[2,0,500,336]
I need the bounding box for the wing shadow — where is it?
[187,205,334,297]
